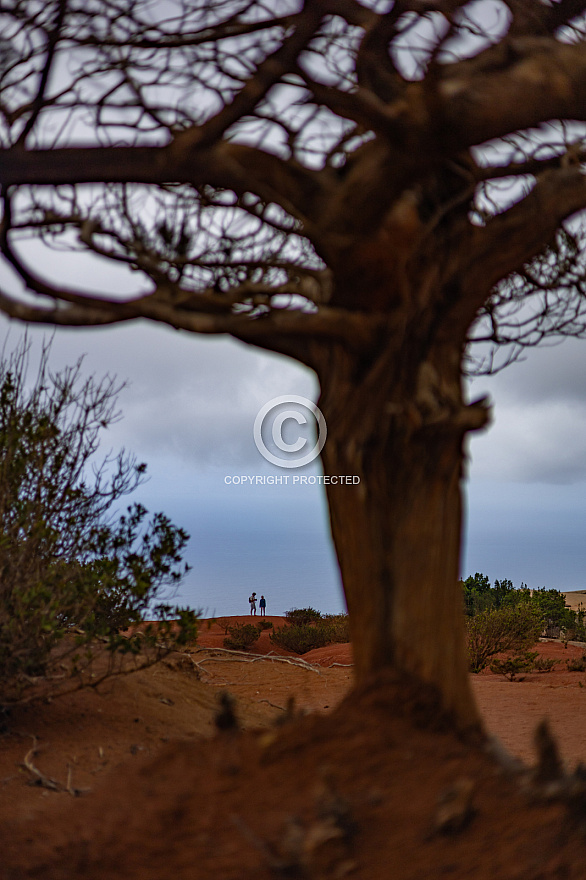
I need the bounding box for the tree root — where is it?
[20,736,90,796]
[189,647,323,674]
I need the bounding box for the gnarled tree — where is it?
[2,0,586,729]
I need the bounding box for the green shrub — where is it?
[320,613,350,643]
[467,605,541,673]
[271,612,350,654]
[223,623,260,651]
[533,656,558,673]
[271,623,331,654]
[0,340,196,707]
[258,619,273,631]
[489,651,538,680]
[285,607,322,626]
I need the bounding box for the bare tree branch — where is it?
[505,0,586,36]
[439,37,586,149]
[171,3,326,152]
[464,166,586,303]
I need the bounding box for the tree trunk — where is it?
[314,339,488,732]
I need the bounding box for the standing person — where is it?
[249,592,257,616]
[259,595,266,616]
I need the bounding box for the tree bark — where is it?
[313,336,487,732]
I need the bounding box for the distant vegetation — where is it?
[271,610,350,655]
[217,609,349,655]
[229,576,577,670]
[461,573,583,674]
[460,573,580,634]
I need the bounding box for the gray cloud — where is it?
[468,338,586,484]
[0,317,317,472]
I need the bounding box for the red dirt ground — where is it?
[2,620,586,879]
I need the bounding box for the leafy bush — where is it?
[0,341,196,707]
[467,605,541,673]
[285,607,322,626]
[258,619,273,631]
[223,623,260,651]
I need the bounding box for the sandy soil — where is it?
[561,590,586,612]
[2,619,586,879]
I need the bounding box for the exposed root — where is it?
[21,736,62,792]
[257,699,287,711]
[20,736,90,796]
[190,647,322,674]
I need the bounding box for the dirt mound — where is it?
[4,628,586,879]
[4,669,586,880]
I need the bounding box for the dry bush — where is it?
[223,623,260,651]
[271,614,349,655]
[567,655,586,673]
[467,606,541,673]
[285,608,323,626]
[270,624,331,655]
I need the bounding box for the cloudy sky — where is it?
[465,337,586,594]
[1,304,586,617]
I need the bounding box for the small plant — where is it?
[285,607,322,626]
[215,618,231,635]
[223,623,260,651]
[258,619,273,631]
[533,656,558,673]
[490,651,538,680]
[567,654,586,672]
